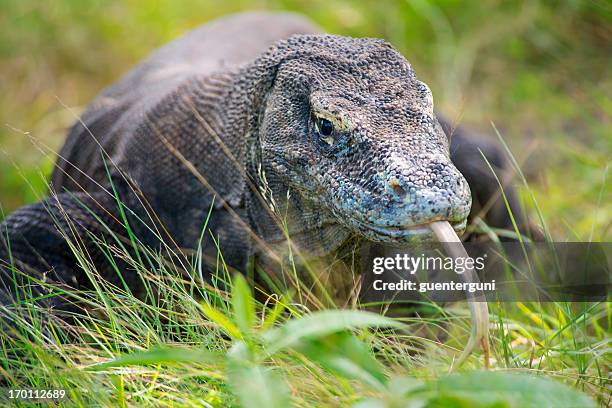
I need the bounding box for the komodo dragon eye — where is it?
[316,117,334,137]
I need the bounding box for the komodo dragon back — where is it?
[52,12,319,193]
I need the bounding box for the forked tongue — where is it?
[430,220,490,369]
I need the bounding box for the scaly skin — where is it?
[0,12,526,308]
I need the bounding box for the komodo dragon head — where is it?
[232,34,471,245]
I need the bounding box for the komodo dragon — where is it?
[0,12,530,309]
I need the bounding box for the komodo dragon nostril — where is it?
[389,177,407,198]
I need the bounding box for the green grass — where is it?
[0,0,610,406]
[0,222,608,406]
[0,158,609,406]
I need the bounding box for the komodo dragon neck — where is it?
[203,64,353,256]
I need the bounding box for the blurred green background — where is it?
[0,0,610,239]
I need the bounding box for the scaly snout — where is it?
[338,153,472,242]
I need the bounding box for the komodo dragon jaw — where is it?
[244,34,472,244]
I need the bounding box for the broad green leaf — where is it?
[352,399,387,408]
[422,395,508,407]
[388,376,425,396]
[298,331,386,390]
[227,340,250,361]
[420,371,597,408]
[263,309,403,355]
[201,301,242,339]
[232,274,255,334]
[353,398,426,408]
[228,362,290,408]
[90,346,218,370]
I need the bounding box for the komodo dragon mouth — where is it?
[354,219,467,241]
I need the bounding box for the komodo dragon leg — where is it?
[0,181,160,313]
